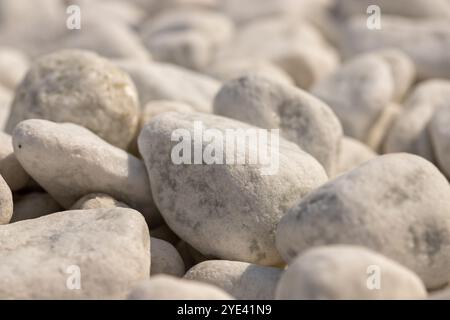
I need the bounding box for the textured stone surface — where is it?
[214,75,343,175]
[6,49,140,149]
[276,245,427,300]
[127,275,234,300]
[276,153,450,289]
[0,208,150,299]
[139,112,327,266]
[12,119,160,226]
[185,260,282,300]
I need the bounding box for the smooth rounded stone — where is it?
[214,75,343,175]
[150,223,180,246]
[150,237,185,277]
[138,112,328,266]
[312,54,394,142]
[115,60,220,113]
[335,137,377,176]
[335,0,450,19]
[56,17,150,62]
[376,49,416,102]
[367,103,402,152]
[428,288,450,300]
[127,275,233,300]
[276,153,450,289]
[0,175,13,224]
[384,80,450,159]
[11,192,62,223]
[70,193,130,210]
[341,16,450,80]
[429,106,450,178]
[0,47,29,90]
[12,119,160,226]
[6,49,140,149]
[218,0,329,25]
[141,9,234,70]
[206,58,294,86]
[218,17,339,89]
[0,208,150,299]
[0,132,29,191]
[185,260,282,300]
[275,245,427,300]
[0,85,12,130]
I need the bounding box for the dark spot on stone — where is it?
[18,144,22,149]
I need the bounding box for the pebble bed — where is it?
[1,0,450,300]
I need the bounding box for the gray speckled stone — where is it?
[6,49,140,149]
[0,208,150,299]
[12,119,160,226]
[276,245,427,300]
[0,175,13,224]
[138,112,327,266]
[127,275,234,300]
[150,237,185,277]
[276,153,450,289]
[214,75,343,175]
[185,260,282,300]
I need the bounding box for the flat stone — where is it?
[0,208,150,299]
